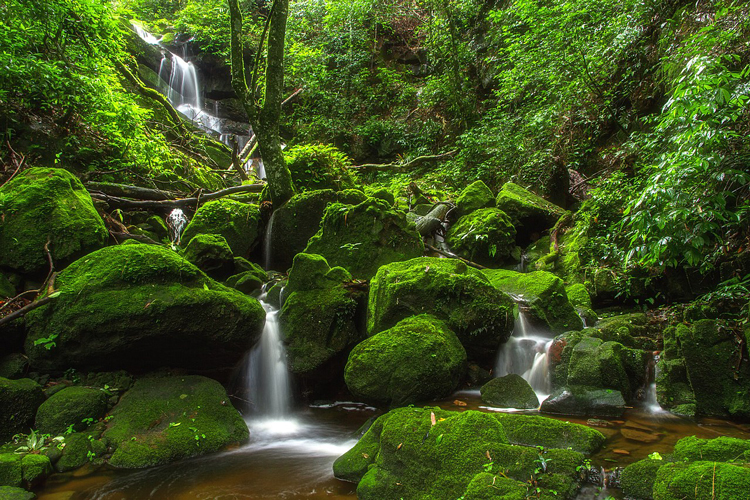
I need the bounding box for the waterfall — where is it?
[495,308,553,398]
[166,208,188,245]
[244,294,291,417]
[263,210,277,271]
[644,351,664,414]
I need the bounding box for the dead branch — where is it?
[0,296,56,327]
[90,183,265,210]
[424,243,488,270]
[86,182,182,201]
[353,150,458,171]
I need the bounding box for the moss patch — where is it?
[653,461,750,500]
[35,386,108,435]
[480,375,539,409]
[0,454,22,488]
[621,458,663,500]
[495,182,564,234]
[446,208,517,266]
[455,180,495,217]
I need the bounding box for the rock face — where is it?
[368,257,514,360]
[0,378,44,443]
[25,244,265,372]
[446,208,517,266]
[495,182,564,240]
[181,199,262,259]
[103,375,248,468]
[333,407,601,499]
[454,180,495,217]
[280,253,366,386]
[35,386,108,435]
[304,197,424,279]
[483,269,583,334]
[345,315,466,407]
[480,375,539,409]
[0,167,107,274]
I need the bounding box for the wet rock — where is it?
[540,386,626,418]
[445,208,517,266]
[480,375,539,409]
[0,378,44,442]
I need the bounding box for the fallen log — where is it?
[415,202,452,237]
[86,182,182,201]
[424,243,487,270]
[90,183,265,210]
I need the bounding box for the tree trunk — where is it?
[228,0,295,207]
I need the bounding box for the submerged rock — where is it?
[25,244,265,372]
[0,167,107,274]
[368,257,514,361]
[0,378,44,442]
[445,208,517,266]
[304,197,424,279]
[103,375,248,468]
[181,199,261,259]
[480,375,539,409]
[344,315,466,407]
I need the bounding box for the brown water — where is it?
[35,394,750,500]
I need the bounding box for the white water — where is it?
[495,310,553,400]
[166,208,188,244]
[645,352,665,414]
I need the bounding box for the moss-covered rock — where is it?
[495,182,565,240]
[284,143,357,192]
[455,180,495,217]
[653,461,750,500]
[0,355,27,380]
[54,425,105,472]
[0,454,22,487]
[567,337,632,399]
[20,454,51,487]
[565,283,597,326]
[25,244,265,372]
[0,378,44,442]
[492,413,605,454]
[593,313,658,350]
[368,257,514,360]
[334,407,588,500]
[181,199,261,258]
[460,473,527,499]
[0,167,107,274]
[621,458,663,500]
[480,375,539,409]
[673,436,750,463]
[446,208,517,266]
[183,233,235,279]
[656,325,697,413]
[103,375,248,468]
[540,385,626,417]
[0,486,35,500]
[224,258,267,295]
[34,386,108,435]
[0,274,14,299]
[280,254,366,384]
[304,197,423,279]
[483,269,583,334]
[345,315,466,406]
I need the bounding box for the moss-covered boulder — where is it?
[181,199,261,259]
[540,385,626,417]
[593,313,658,350]
[34,386,108,435]
[653,461,750,500]
[495,182,564,240]
[0,486,35,500]
[304,197,423,279]
[224,257,267,295]
[565,283,597,326]
[102,375,248,468]
[54,424,106,472]
[446,208,517,266]
[621,458,663,500]
[368,257,514,360]
[0,167,107,274]
[0,454,21,487]
[567,337,632,399]
[455,180,495,217]
[0,274,14,299]
[280,254,366,388]
[0,355,27,380]
[480,375,539,409]
[25,245,265,372]
[334,407,590,500]
[483,269,583,334]
[345,315,466,407]
[673,436,750,463]
[20,454,51,487]
[0,378,44,442]
[656,325,697,415]
[492,413,605,454]
[183,233,235,279]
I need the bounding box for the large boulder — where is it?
[368,257,514,360]
[102,375,248,468]
[446,208,517,267]
[344,315,466,407]
[454,180,495,217]
[25,244,265,372]
[621,458,663,500]
[333,407,595,500]
[280,254,366,388]
[304,197,424,279]
[480,375,539,409]
[483,269,583,334]
[0,378,44,442]
[181,199,261,259]
[0,167,107,274]
[653,461,750,500]
[495,182,564,243]
[34,386,108,435]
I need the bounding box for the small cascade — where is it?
[644,351,664,414]
[166,208,188,245]
[244,293,291,417]
[263,209,277,271]
[495,308,553,399]
[514,252,527,272]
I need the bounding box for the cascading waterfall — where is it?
[166,208,188,245]
[495,306,553,400]
[644,351,664,413]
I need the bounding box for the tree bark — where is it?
[229,0,295,207]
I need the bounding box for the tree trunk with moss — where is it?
[228,0,295,207]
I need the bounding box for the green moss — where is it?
[0,378,44,443]
[540,385,626,418]
[480,375,539,409]
[284,143,357,192]
[55,426,103,472]
[0,355,27,380]
[25,244,265,372]
[0,486,35,500]
[565,284,592,309]
[181,199,261,258]
[455,180,495,217]
[0,454,22,487]
[446,208,517,266]
[368,257,514,360]
[34,386,108,435]
[0,274,14,299]
[304,198,424,279]
[284,253,351,295]
[103,375,248,469]
[345,315,467,406]
[483,269,583,334]
[183,233,234,279]
[673,436,750,463]
[567,337,632,399]
[0,167,107,273]
[20,454,51,486]
[364,185,395,205]
[460,474,527,499]
[333,413,386,483]
[621,458,663,500]
[495,182,564,231]
[593,313,656,350]
[653,461,750,500]
[492,413,605,454]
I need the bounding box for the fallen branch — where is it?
[353,150,458,172]
[86,182,182,201]
[0,296,56,327]
[110,231,161,245]
[425,243,487,270]
[1,140,25,188]
[90,183,265,210]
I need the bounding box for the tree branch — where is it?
[352,150,458,171]
[90,183,265,210]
